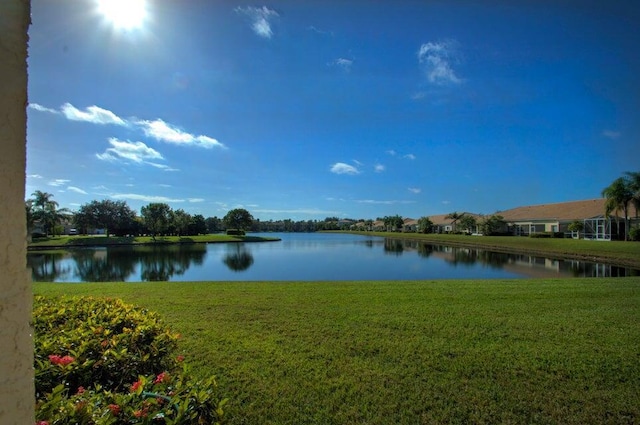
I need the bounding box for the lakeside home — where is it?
[497,198,628,240]
[354,198,636,240]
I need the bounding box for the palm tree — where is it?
[30,190,70,236]
[445,212,466,233]
[625,171,640,219]
[602,177,634,241]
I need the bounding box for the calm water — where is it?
[28,232,638,282]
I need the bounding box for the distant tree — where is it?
[458,215,477,234]
[223,208,254,232]
[189,214,207,235]
[625,171,640,218]
[383,215,404,232]
[478,215,505,236]
[30,190,70,236]
[141,203,173,240]
[568,220,584,239]
[205,216,221,233]
[417,216,434,234]
[74,200,137,236]
[445,212,465,233]
[172,209,192,236]
[602,176,634,241]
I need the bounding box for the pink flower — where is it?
[36,421,49,425]
[48,354,75,366]
[154,372,168,384]
[130,380,143,392]
[108,404,121,416]
[76,386,85,395]
[176,355,185,363]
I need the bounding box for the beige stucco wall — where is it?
[0,0,34,424]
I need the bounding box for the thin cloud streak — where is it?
[111,193,185,203]
[137,119,226,149]
[61,103,127,126]
[235,6,279,39]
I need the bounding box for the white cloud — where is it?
[28,103,58,114]
[374,164,385,173]
[137,119,226,149]
[417,41,462,85]
[188,198,205,203]
[356,199,416,205]
[61,103,127,126]
[235,6,279,39]
[147,163,179,172]
[67,186,88,195]
[48,179,70,187]
[330,162,360,175]
[408,187,421,194]
[602,130,621,139]
[96,138,164,164]
[404,153,416,160]
[111,193,185,203]
[386,150,397,156]
[253,208,341,215]
[28,174,43,179]
[329,58,353,71]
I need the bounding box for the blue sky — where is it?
[27,0,640,221]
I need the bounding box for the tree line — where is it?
[27,170,639,239]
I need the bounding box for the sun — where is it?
[97,0,147,30]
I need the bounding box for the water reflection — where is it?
[28,244,207,282]
[387,238,639,278]
[27,234,639,282]
[222,244,254,272]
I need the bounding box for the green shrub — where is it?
[630,225,640,241]
[34,296,227,424]
[225,229,245,236]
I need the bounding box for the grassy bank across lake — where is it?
[35,278,640,424]
[28,234,280,249]
[344,231,640,269]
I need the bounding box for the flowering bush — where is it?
[34,296,227,424]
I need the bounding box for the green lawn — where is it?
[34,278,640,424]
[28,234,279,248]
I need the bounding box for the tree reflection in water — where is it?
[223,244,254,272]
[28,252,72,282]
[72,248,137,281]
[139,244,207,281]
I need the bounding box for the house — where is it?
[497,198,627,240]
[428,213,482,234]
[403,218,418,232]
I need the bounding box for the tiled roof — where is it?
[498,198,608,222]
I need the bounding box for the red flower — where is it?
[176,355,185,363]
[133,409,147,418]
[154,372,168,384]
[36,421,49,425]
[48,354,75,366]
[108,404,121,416]
[130,380,143,392]
[76,386,85,395]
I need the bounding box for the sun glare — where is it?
[97,0,147,30]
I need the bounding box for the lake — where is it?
[28,232,638,282]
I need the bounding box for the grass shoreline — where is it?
[35,278,640,424]
[28,234,280,250]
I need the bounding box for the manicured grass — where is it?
[34,278,640,424]
[28,234,279,248]
[346,231,640,269]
